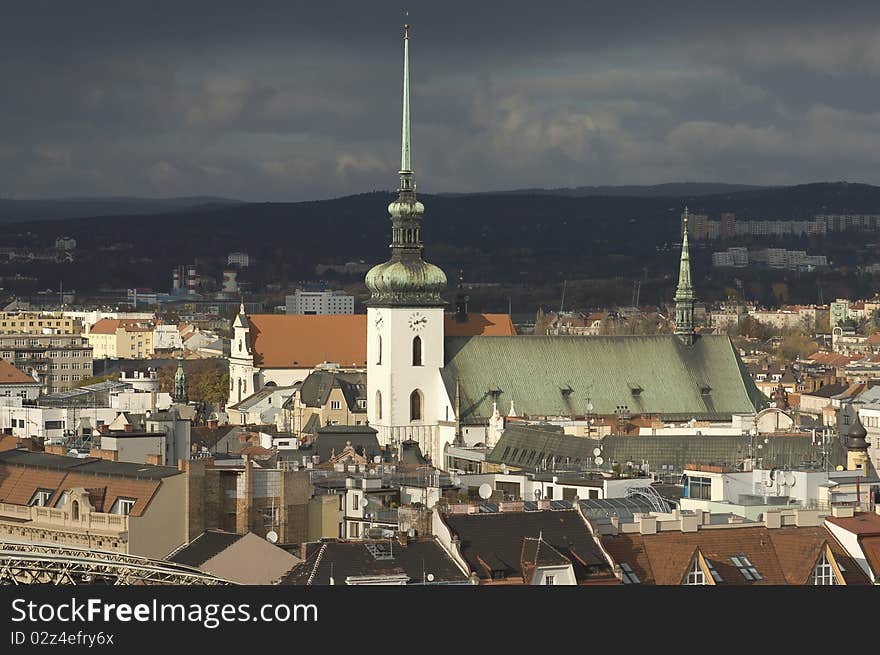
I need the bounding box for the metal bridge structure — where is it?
[0,542,233,585]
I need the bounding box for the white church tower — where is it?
[365,21,448,461]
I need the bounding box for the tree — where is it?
[776,332,818,364]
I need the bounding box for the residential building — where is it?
[435,503,617,585]
[278,369,367,435]
[168,530,300,585]
[0,449,195,559]
[226,252,251,268]
[287,537,469,585]
[228,384,297,427]
[597,507,870,585]
[824,511,880,584]
[285,288,355,315]
[0,312,81,335]
[0,333,93,393]
[86,318,156,359]
[0,360,40,401]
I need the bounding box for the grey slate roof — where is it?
[297,370,367,412]
[441,509,612,582]
[286,538,468,585]
[311,426,380,462]
[442,334,768,423]
[168,530,244,567]
[487,426,847,473]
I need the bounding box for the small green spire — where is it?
[173,359,188,404]
[674,206,695,345]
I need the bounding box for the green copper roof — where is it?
[442,334,769,423]
[365,22,447,308]
[487,426,845,473]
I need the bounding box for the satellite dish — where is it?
[534,489,542,500]
[360,497,369,508]
[594,456,604,466]
[478,483,492,500]
[266,530,278,544]
[593,447,602,457]
[427,573,435,582]
[500,464,508,474]
[373,455,381,464]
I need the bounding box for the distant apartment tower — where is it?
[227,252,250,267]
[54,236,76,251]
[285,289,355,315]
[720,212,735,239]
[0,333,93,394]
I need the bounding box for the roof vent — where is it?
[700,385,712,395]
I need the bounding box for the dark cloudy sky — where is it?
[3,1,880,200]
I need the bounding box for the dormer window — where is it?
[111,497,136,516]
[29,489,53,507]
[700,385,712,395]
[629,384,643,396]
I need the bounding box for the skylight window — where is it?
[731,555,762,581]
[704,558,723,583]
[619,562,640,584]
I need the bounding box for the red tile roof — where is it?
[0,359,37,385]
[826,512,880,536]
[600,524,870,585]
[443,313,516,337]
[89,318,154,334]
[247,312,516,369]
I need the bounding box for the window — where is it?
[261,506,278,528]
[620,563,640,584]
[29,489,53,507]
[376,390,382,420]
[704,559,723,583]
[351,494,360,513]
[686,476,711,500]
[330,400,341,410]
[44,420,63,430]
[544,575,555,585]
[111,498,136,516]
[731,555,762,581]
[357,399,366,410]
[410,389,422,421]
[412,336,422,366]
[71,500,79,521]
[377,335,382,365]
[685,557,707,585]
[812,551,838,585]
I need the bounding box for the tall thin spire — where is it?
[674,206,695,345]
[399,17,413,192]
[364,15,447,308]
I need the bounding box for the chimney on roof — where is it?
[123,423,133,433]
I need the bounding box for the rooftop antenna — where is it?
[559,280,567,314]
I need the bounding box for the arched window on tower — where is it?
[376,390,383,420]
[412,336,422,366]
[71,500,79,521]
[410,389,422,422]
[377,335,382,365]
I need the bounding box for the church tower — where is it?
[674,207,696,345]
[365,21,447,457]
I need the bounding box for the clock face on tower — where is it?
[408,312,428,332]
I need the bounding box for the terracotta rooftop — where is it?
[826,511,880,536]
[89,318,155,334]
[444,313,516,337]
[0,359,37,385]
[246,312,516,369]
[601,524,870,585]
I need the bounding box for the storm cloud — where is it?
[2,0,880,200]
